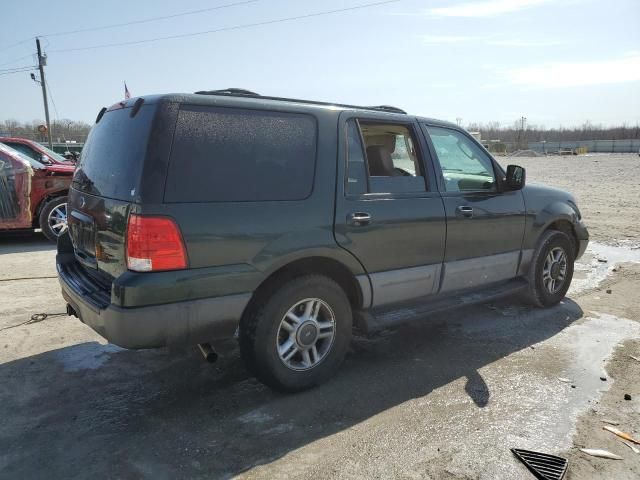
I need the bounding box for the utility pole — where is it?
[519,116,527,150]
[36,38,53,149]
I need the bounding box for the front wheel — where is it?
[525,230,575,307]
[239,275,352,392]
[39,196,68,242]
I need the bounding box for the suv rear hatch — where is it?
[66,102,157,286]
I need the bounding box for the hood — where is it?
[523,181,576,203]
[49,158,76,167]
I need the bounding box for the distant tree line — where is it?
[0,119,92,143]
[466,120,640,144]
[1,118,639,146]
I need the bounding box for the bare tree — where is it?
[0,118,91,143]
[466,120,640,144]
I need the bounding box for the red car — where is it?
[0,137,77,166]
[0,141,74,241]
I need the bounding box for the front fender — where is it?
[522,189,588,256]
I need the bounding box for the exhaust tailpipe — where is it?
[197,343,218,363]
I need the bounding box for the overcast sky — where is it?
[1,0,638,128]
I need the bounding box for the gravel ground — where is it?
[506,154,640,245]
[0,154,639,479]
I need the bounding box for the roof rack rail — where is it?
[365,105,407,114]
[195,88,259,96]
[193,89,407,114]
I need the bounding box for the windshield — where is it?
[39,144,69,163]
[0,143,45,169]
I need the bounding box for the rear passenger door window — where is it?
[165,106,317,202]
[345,121,368,195]
[425,126,497,192]
[345,120,427,195]
[2,142,38,161]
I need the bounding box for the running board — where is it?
[362,278,529,333]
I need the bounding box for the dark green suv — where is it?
[57,89,589,391]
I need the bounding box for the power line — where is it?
[0,70,35,77]
[0,37,34,55]
[50,0,400,53]
[0,0,257,53]
[0,54,34,68]
[0,68,35,75]
[45,77,60,121]
[0,65,36,73]
[41,0,259,38]
[0,66,37,77]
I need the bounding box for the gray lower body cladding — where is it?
[59,272,250,349]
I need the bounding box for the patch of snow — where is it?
[570,242,640,294]
[548,312,640,448]
[55,342,123,372]
[237,408,274,424]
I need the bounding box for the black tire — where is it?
[39,196,68,242]
[525,230,575,307]
[239,275,352,392]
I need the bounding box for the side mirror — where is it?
[40,154,52,165]
[505,164,525,190]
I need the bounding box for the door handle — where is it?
[348,212,372,226]
[456,206,474,218]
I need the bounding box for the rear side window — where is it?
[345,120,368,195]
[2,142,38,160]
[344,120,427,195]
[0,143,45,169]
[165,106,317,202]
[73,105,155,200]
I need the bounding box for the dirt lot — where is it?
[1,154,639,479]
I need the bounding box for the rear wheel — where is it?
[525,230,574,307]
[239,275,352,392]
[39,196,68,242]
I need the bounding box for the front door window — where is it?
[426,126,496,192]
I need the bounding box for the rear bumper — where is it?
[58,258,251,349]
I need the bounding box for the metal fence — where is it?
[528,139,640,154]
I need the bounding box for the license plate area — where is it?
[69,209,98,269]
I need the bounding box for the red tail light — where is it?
[126,214,187,272]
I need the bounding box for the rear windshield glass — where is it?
[165,105,317,202]
[73,105,154,200]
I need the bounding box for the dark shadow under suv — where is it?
[57,89,589,391]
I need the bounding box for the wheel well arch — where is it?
[545,219,579,256]
[241,256,364,323]
[32,190,68,227]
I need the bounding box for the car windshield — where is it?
[0,143,46,169]
[39,144,69,163]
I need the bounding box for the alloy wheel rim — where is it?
[542,246,567,294]
[47,203,68,236]
[276,298,336,371]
